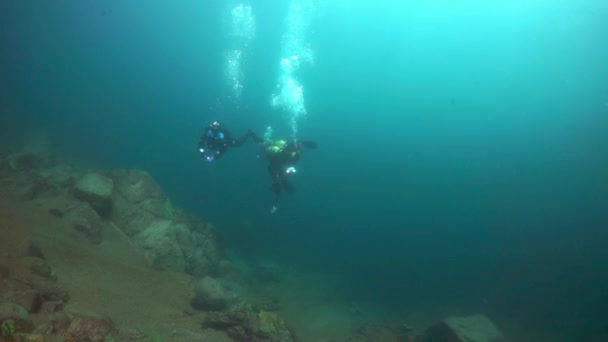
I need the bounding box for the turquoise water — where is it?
[2,0,608,338]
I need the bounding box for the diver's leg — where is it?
[281,175,296,194]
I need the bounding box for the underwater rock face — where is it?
[73,173,114,217]
[191,276,230,310]
[107,169,167,236]
[108,169,165,211]
[425,314,505,342]
[135,220,187,272]
[179,227,220,277]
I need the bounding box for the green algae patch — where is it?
[163,198,174,219]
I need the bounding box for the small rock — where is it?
[191,277,229,311]
[33,282,70,303]
[47,208,64,218]
[73,173,114,217]
[26,243,45,260]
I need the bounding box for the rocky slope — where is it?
[0,142,297,342]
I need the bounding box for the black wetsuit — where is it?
[268,143,300,203]
[198,123,262,161]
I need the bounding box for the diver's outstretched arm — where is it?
[233,130,264,147]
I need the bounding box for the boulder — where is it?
[179,229,221,277]
[73,173,114,217]
[106,169,224,276]
[66,203,105,244]
[135,220,186,272]
[7,143,51,171]
[425,314,505,342]
[38,163,79,188]
[107,169,169,236]
[110,194,159,236]
[12,174,47,201]
[191,276,229,310]
[107,169,165,209]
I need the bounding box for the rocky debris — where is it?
[202,309,296,342]
[65,202,105,244]
[63,315,117,342]
[257,310,294,341]
[0,302,34,333]
[425,314,505,342]
[73,173,114,217]
[191,276,231,311]
[47,208,64,218]
[203,310,259,340]
[2,143,79,202]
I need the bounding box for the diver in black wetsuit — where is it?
[262,139,317,213]
[198,121,263,162]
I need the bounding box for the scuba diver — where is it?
[262,138,318,213]
[198,121,263,162]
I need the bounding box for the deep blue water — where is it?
[2,0,608,338]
